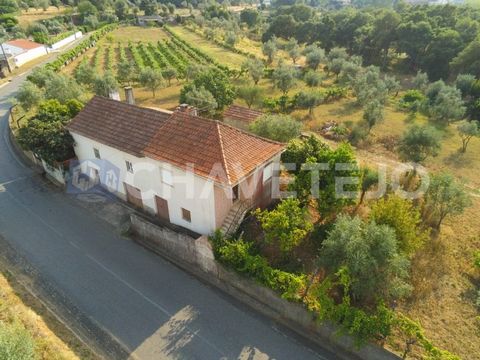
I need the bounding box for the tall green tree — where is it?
[116,60,136,85]
[44,74,83,104]
[424,173,471,230]
[357,166,378,207]
[305,48,325,71]
[286,37,301,64]
[17,100,82,165]
[180,68,235,111]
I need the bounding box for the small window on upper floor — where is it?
[263,163,273,183]
[181,208,191,222]
[93,148,101,159]
[161,168,173,186]
[125,160,134,173]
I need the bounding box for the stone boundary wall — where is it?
[130,213,401,360]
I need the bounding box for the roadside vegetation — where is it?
[0,269,94,359]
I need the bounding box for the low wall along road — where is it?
[130,213,401,360]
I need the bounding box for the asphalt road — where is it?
[0,59,338,359]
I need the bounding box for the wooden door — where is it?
[124,182,143,209]
[155,195,170,222]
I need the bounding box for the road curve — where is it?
[0,61,338,359]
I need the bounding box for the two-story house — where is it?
[67,96,285,235]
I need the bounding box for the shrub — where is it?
[254,198,312,254]
[249,114,301,142]
[0,321,35,360]
[210,234,306,301]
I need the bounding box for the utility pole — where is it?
[0,43,12,73]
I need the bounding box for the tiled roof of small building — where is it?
[68,96,284,185]
[6,39,43,50]
[223,104,263,124]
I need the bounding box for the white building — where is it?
[1,39,48,68]
[67,96,284,235]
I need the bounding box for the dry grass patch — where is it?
[107,26,170,44]
[17,6,68,27]
[0,270,95,360]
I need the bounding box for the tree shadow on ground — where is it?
[328,101,359,117]
[444,150,473,168]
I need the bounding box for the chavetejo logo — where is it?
[67,159,120,195]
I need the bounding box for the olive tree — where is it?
[318,215,412,302]
[398,125,441,164]
[93,71,119,98]
[249,114,301,142]
[16,81,44,111]
[362,100,384,133]
[183,85,217,116]
[262,38,277,65]
[424,173,471,230]
[305,48,325,71]
[242,58,264,85]
[457,120,480,153]
[272,64,297,95]
[139,67,164,98]
[296,90,324,117]
[237,85,263,109]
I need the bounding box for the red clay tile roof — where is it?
[67,96,171,157]
[68,96,284,185]
[6,39,43,50]
[223,104,263,124]
[144,112,284,184]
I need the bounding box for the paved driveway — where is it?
[0,65,338,360]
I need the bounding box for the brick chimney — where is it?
[176,103,198,116]
[124,86,135,105]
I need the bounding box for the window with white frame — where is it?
[160,168,173,186]
[125,160,134,173]
[263,163,273,183]
[93,148,101,159]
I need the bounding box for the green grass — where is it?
[168,25,249,69]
